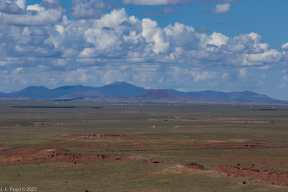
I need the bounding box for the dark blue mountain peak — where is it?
[105,81,140,88]
[240,91,259,96]
[99,81,147,96]
[23,86,49,90]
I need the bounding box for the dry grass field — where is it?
[1,101,288,191]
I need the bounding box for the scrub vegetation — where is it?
[0,101,288,191]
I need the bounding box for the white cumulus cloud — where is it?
[0,0,24,14]
[0,0,64,25]
[202,4,231,13]
[0,7,284,92]
[70,0,105,19]
[238,67,247,78]
[1,9,63,25]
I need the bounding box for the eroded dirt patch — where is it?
[147,164,206,176]
[0,147,125,165]
[214,165,288,185]
[0,146,12,151]
[2,145,288,186]
[0,146,207,174]
[206,140,226,143]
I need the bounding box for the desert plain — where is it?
[0,101,288,191]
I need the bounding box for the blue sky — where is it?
[1,0,288,100]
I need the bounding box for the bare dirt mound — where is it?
[0,146,207,170]
[214,165,288,185]
[141,163,208,179]
[0,147,125,165]
[148,164,197,176]
[182,162,207,171]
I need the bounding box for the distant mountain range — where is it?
[0,82,286,104]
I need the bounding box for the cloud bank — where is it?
[0,1,286,94]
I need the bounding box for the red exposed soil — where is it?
[2,133,288,187]
[214,165,288,185]
[0,146,205,171]
[1,145,288,186]
[0,146,11,151]
[206,140,226,143]
[0,147,125,165]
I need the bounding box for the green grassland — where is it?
[0,101,288,191]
